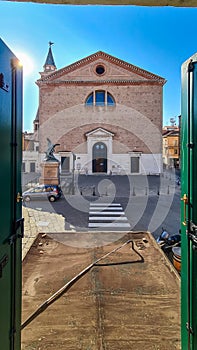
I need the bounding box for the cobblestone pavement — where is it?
[22,207,73,260]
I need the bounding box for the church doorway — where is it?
[92,142,107,173]
[61,156,69,173]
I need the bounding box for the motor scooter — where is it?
[157,228,181,273]
[157,228,181,247]
[156,228,181,264]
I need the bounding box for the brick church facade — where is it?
[35,45,166,175]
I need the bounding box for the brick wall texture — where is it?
[36,51,166,157]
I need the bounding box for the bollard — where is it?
[132,187,136,196]
[80,187,83,195]
[157,188,160,195]
[92,186,96,196]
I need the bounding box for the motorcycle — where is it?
[156,228,181,273]
[157,228,181,248]
[156,228,181,265]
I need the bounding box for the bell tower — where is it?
[41,41,57,76]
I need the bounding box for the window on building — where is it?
[107,93,115,106]
[86,94,93,105]
[130,157,140,173]
[30,162,35,172]
[85,91,115,106]
[61,157,70,172]
[174,140,178,146]
[95,65,105,75]
[22,162,25,172]
[96,91,105,106]
[28,140,34,151]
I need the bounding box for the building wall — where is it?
[22,132,39,172]
[37,52,165,174]
[162,130,180,168]
[38,84,163,153]
[23,151,39,172]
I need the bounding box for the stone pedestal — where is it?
[40,161,60,185]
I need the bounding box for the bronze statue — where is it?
[45,138,60,162]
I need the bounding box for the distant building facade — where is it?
[35,45,166,175]
[162,125,180,169]
[22,128,39,173]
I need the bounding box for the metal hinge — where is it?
[189,222,197,246]
[9,218,24,245]
[186,322,194,335]
[0,255,8,278]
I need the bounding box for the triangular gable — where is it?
[86,127,114,138]
[37,51,166,85]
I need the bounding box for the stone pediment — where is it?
[37,51,166,86]
[86,127,114,138]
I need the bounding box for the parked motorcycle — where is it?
[156,228,181,273]
[156,228,181,249]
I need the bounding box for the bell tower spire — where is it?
[43,41,56,73]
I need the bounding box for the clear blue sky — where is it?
[1,2,197,131]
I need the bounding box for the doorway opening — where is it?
[61,156,70,173]
[92,142,107,173]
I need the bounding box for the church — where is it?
[35,44,166,175]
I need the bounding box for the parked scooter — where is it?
[157,228,181,273]
[156,228,181,252]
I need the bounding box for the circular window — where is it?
[96,65,105,75]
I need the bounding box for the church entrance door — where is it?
[92,142,107,173]
[61,156,69,173]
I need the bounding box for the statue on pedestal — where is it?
[44,138,60,162]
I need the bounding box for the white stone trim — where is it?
[86,128,114,174]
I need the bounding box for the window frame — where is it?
[85,90,115,106]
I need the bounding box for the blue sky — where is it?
[1,2,197,131]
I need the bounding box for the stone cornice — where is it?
[37,79,165,87]
[86,127,115,137]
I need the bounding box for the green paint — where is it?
[0,38,23,350]
[181,53,197,350]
